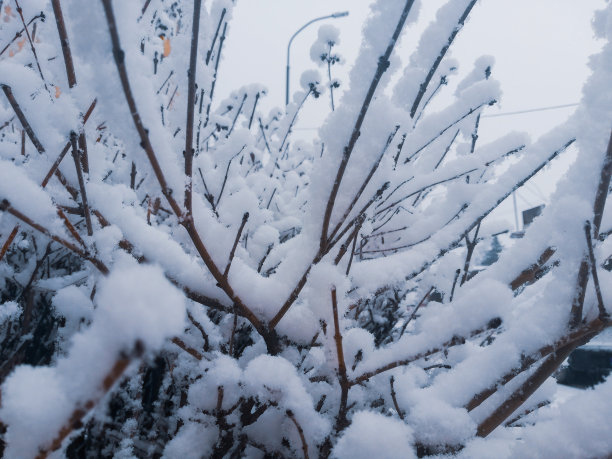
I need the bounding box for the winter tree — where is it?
[0,0,611,457]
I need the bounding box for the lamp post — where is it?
[285,11,349,106]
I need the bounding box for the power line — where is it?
[293,102,580,130]
[481,102,578,118]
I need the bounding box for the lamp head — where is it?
[332,11,349,18]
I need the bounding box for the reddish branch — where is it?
[331,288,350,431]
[0,12,44,57]
[51,0,77,88]
[389,375,404,420]
[320,0,417,251]
[184,0,202,216]
[0,200,108,274]
[287,409,309,459]
[1,85,45,153]
[70,131,93,236]
[409,0,478,118]
[14,0,50,95]
[35,344,142,459]
[101,0,274,352]
[352,318,501,385]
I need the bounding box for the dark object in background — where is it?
[556,346,612,388]
[522,204,545,227]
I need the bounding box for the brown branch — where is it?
[409,0,478,118]
[320,0,417,250]
[331,288,350,431]
[327,126,399,244]
[510,247,556,291]
[0,12,44,57]
[0,225,19,262]
[51,0,77,88]
[227,93,247,137]
[228,309,238,356]
[287,409,309,459]
[353,319,500,385]
[57,208,86,248]
[585,220,608,319]
[1,84,45,153]
[0,199,108,274]
[41,99,97,187]
[187,310,210,351]
[399,286,434,338]
[224,212,249,279]
[569,130,612,327]
[460,223,480,286]
[592,130,612,239]
[389,376,404,420]
[465,317,610,413]
[184,0,202,217]
[14,0,50,95]
[171,337,203,360]
[69,131,93,236]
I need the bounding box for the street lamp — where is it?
[285,11,349,106]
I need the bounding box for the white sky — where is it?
[216,0,606,229]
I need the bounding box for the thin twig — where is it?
[327,126,399,244]
[14,0,50,95]
[35,345,142,459]
[331,288,350,431]
[224,212,249,279]
[102,0,273,351]
[0,12,44,57]
[585,220,608,319]
[389,376,404,420]
[409,0,478,118]
[287,410,309,459]
[41,99,97,187]
[227,93,246,137]
[399,286,434,338]
[0,199,108,274]
[70,131,93,236]
[51,0,77,88]
[1,84,45,153]
[184,0,202,217]
[320,0,417,250]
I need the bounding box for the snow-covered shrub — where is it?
[0,0,611,457]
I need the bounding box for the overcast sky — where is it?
[216,0,606,228]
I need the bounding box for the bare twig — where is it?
[14,0,50,95]
[389,376,404,420]
[171,337,203,360]
[1,85,45,153]
[331,288,350,431]
[184,0,202,217]
[51,0,77,88]
[327,126,399,244]
[41,99,97,187]
[227,93,247,137]
[287,410,309,459]
[460,223,481,285]
[585,220,608,319]
[101,0,274,351]
[35,344,142,458]
[399,286,434,338]
[0,199,108,274]
[70,131,93,236]
[224,212,249,279]
[0,12,44,57]
[409,0,478,118]
[321,0,417,250]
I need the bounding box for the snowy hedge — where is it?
[0,0,611,457]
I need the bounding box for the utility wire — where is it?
[481,102,578,118]
[293,102,580,130]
